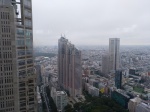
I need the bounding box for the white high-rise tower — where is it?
[109,38,120,72]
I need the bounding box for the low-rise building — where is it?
[51,87,68,112]
[135,102,150,112]
[86,84,99,96]
[111,89,131,108]
[128,96,142,112]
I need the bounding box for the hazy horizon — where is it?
[32,0,150,46]
[34,44,150,47]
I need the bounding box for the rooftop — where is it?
[56,91,67,95]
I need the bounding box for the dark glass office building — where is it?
[115,70,122,89]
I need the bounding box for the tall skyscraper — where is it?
[102,54,110,75]
[115,70,122,89]
[0,0,37,112]
[109,38,120,72]
[58,36,82,97]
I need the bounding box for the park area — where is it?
[133,86,144,93]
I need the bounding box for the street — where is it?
[41,85,51,112]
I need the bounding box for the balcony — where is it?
[24,10,32,19]
[18,66,26,70]
[19,93,26,97]
[27,64,33,68]
[28,84,34,87]
[28,93,34,96]
[26,50,32,56]
[27,60,33,65]
[29,98,34,103]
[28,106,35,112]
[18,57,26,60]
[20,98,26,102]
[25,30,32,37]
[19,88,26,91]
[24,5,31,10]
[18,51,25,57]
[17,28,24,36]
[17,46,25,50]
[20,102,26,107]
[19,83,25,87]
[17,45,25,48]
[17,23,24,28]
[28,89,34,93]
[18,60,25,66]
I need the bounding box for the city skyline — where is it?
[32,0,150,46]
[0,1,150,112]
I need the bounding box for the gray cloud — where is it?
[32,0,150,46]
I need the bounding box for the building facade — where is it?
[51,87,68,112]
[115,70,122,89]
[128,97,142,112]
[58,37,82,97]
[35,65,42,86]
[111,89,130,108]
[0,0,37,112]
[135,102,150,112]
[102,54,110,75]
[109,38,120,71]
[87,84,99,97]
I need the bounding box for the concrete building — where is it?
[128,96,142,112]
[102,54,110,75]
[88,86,99,97]
[84,83,99,96]
[89,79,96,86]
[0,0,37,112]
[55,91,68,112]
[135,102,150,112]
[36,65,42,86]
[58,37,82,97]
[147,93,150,100]
[51,87,68,112]
[109,38,120,71]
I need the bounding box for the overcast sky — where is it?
[32,0,150,46]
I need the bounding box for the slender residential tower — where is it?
[58,36,82,97]
[109,38,120,72]
[102,54,110,75]
[115,70,122,89]
[0,0,37,112]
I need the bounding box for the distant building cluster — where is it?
[33,37,150,112]
[33,41,150,112]
[1,0,150,112]
[128,96,150,112]
[80,38,150,112]
[82,75,110,96]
